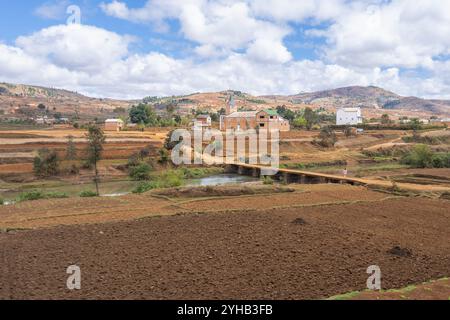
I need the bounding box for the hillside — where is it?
[288,86,450,115]
[0,83,449,121]
[0,82,135,120]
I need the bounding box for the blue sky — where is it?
[1,0,450,99]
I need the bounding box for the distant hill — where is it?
[0,82,136,120]
[0,83,449,120]
[287,86,450,115]
[0,82,87,100]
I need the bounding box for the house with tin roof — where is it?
[219,95,290,131]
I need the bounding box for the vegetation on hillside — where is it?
[33,148,59,177]
[401,144,450,168]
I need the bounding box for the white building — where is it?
[336,108,363,126]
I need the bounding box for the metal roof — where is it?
[225,111,258,118]
[105,119,124,123]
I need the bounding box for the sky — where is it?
[1,0,450,100]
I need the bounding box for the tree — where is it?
[85,125,106,196]
[129,103,158,126]
[276,105,296,122]
[129,163,153,181]
[33,148,59,177]
[37,103,46,111]
[292,116,307,129]
[304,107,318,130]
[409,118,422,130]
[316,126,337,148]
[344,126,356,137]
[381,114,391,124]
[66,135,77,160]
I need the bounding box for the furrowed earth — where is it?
[0,184,449,300]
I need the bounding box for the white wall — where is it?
[336,109,362,126]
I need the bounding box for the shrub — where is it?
[158,148,170,164]
[33,148,60,177]
[0,198,4,205]
[159,170,184,188]
[401,144,434,168]
[315,126,337,148]
[132,170,184,194]
[132,181,159,194]
[79,190,98,198]
[261,176,274,185]
[180,167,223,179]
[17,190,45,202]
[129,162,153,181]
[17,190,68,202]
[431,153,450,168]
[45,192,69,199]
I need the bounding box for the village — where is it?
[1,83,450,302]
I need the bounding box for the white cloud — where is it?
[100,0,292,63]
[2,23,442,100]
[15,24,133,73]
[34,0,70,20]
[2,1,450,100]
[317,0,450,69]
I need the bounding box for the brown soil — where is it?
[0,196,448,300]
[0,184,388,229]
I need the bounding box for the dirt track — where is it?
[0,196,449,300]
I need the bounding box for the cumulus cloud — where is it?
[2,1,450,99]
[15,24,133,73]
[320,0,450,69]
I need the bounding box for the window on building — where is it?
[260,123,265,127]
[260,115,265,119]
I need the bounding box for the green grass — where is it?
[79,190,98,198]
[327,291,362,300]
[133,170,185,194]
[132,167,224,194]
[16,190,68,202]
[387,285,417,294]
[178,167,224,179]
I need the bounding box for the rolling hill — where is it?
[287,86,450,114]
[0,83,449,120]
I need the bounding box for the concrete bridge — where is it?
[225,163,367,186]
